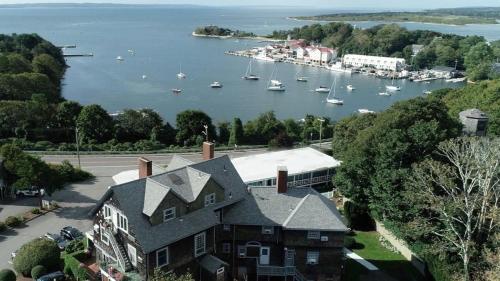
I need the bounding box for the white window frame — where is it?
[163,207,176,222]
[204,193,216,206]
[223,224,231,231]
[306,251,319,265]
[222,243,231,254]
[307,231,320,240]
[127,244,137,267]
[100,226,109,246]
[194,232,206,257]
[156,247,169,267]
[103,204,112,218]
[262,226,274,235]
[116,212,128,233]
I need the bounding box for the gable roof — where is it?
[165,155,194,172]
[223,187,347,232]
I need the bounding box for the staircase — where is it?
[105,228,132,272]
[293,268,307,281]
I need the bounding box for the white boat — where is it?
[378,92,391,96]
[253,52,277,62]
[177,64,186,79]
[267,67,285,92]
[171,88,182,94]
[242,60,260,80]
[296,76,308,82]
[423,90,432,95]
[210,81,223,88]
[326,78,343,105]
[358,109,375,114]
[445,77,466,83]
[346,84,355,91]
[142,75,147,79]
[315,86,330,93]
[386,77,401,91]
[116,56,124,61]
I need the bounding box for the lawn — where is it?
[343,231,425,281]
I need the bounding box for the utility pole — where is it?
[318,118,325,149]
[75,127,81,169]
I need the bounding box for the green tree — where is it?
[149,268,194,281]
[115,109,164,142]
[6,53,32,74]
[0,269,16,281]
[31,265,47,279]
[228,117,243,146]
[175,110,215,146]
[13,238,60,277]
[76,104,113,143]
[55,101,82,128]
[32,54,64,87]
[464,42,494,80]
[217,121,230,145]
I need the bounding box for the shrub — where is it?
[13,238,61,276]
[65,239,84,255]
[4,216,22,227]
[31,208,41,214]
[63,253,88,281]
[31,265,47,279]
[0,222,6,232]
[343,201,375,231]
[344,236,356,249]
[0,269,16,281]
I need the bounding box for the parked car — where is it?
[60,226,83,241]
[16,187,45,197]
[44,233,69,250]
[36,271,65,281]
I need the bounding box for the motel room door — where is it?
[259,247,270,265]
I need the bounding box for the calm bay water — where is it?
[0,5,498,123]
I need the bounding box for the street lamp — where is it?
[318,118,325,149]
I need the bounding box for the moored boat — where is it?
[210,81,223,88]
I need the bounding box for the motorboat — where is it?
[423,90,432,95]
[315,86,330,93]
[386,85,401,91]
[171,88,182,94]
[242,59,260,80]
[358,109,375,114]
[177,64,186,79]
[378,92,391,96]
[326,78,343,105]
[346,84,355,91]
[296,76,308,82]
[210,81,223,88]
[116,56,124,61]
[142,75,147,79]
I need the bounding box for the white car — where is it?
[16,187,45,197]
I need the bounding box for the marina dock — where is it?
[63,53,94,57]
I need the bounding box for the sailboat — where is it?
[296,70,308,82]
[242,59,260,80]
[267,66,285,91]
[315,85,330,93]
[346,84,355,91]
[177,64,186,79]
[386,76,401,91]
[326,78,343,105]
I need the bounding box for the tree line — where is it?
[331,79,499,281]
[269,23,500,80]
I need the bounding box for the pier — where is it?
[63,53,94,57]
[57,45,77,49]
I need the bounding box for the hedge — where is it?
[4,216,22,227]
[31,265,47,279]
[63,251,88,281]
[0,269,16,281]
[13,238,61,276]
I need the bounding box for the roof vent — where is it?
[168,173,184,185]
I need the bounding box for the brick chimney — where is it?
[138,157,152,178]
[202,142,215,160]
[277,166,288,193]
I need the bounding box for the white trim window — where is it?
[204,193,216,206]
[307,231,320,240]
[127,244,137,267]
[262,226,274,235]
[103,204,112,218]
[306,251,319,265]
[163,207,176,222]
[100,226,109,245]
[156,247,169,267]
[194,232,206,257]
[222,243,231,254]
[117,212,128,233]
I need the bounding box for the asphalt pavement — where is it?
[0,148,267,269]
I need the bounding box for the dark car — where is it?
[60,226,83,241]
[36,271,65,281]
[44,233,69,250]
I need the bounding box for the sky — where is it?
[1,0,500,10]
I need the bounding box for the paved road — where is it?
[0,148,267,269]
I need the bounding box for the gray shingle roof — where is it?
[165,155,194,172]
[149,167,211,203]
[223,187,347,232]
[143,178,170,216]
[199,255,228,273]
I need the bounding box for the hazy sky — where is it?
[1,0,500,9]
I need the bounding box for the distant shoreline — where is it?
[192,32,283,42]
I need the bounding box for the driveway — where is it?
[0,149,267,269]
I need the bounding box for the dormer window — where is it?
[117,212,128,233]
[204,193,216,206]
[163,207,176,222]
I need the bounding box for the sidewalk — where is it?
[344,248,379,270]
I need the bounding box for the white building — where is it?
[231,147,341,188]
[343,54,406,71]
[296,47,307,59]
[309,47,336,65]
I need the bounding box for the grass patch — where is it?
[344,231,424,281]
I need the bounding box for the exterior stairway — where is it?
[105,228,132,272]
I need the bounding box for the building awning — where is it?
[199,255,228,274]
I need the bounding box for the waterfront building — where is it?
[231,147,340,188]
[429,65,457,79]
[342,54,406,71]
[309,47,337,65]
[87,143,347,281]
[459,109,489,136]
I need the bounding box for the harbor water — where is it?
[0,5,495,122]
